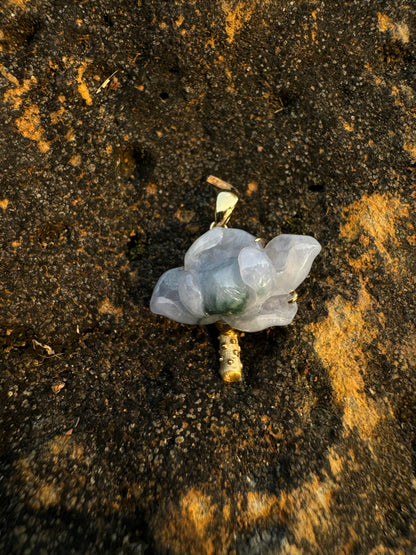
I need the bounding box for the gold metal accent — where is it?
[207,175,239,229]
[289,291,298,303]
[216,322,242,382]
[213,191,239,228]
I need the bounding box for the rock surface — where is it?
[0,0,415,553]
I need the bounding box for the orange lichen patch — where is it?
[69,154,82,166]
[0,199,9,211]
[328,449,343,478]
[181,489,215,532]
[222,503,231,521]
[33,483,62,508]
[222,1,255,43]
[146,183,157,195]
[76,63,92,105]
[363,63,384,86]
[156,488,217,555]
[404,142,416,163]
[175,208,195,223]
[340,193,409,273]
[155,487,281,554]
[391,85,403,106]
[48,433,84,459]
[246,180,258,195]
[49,105,66,125]
[279,474,335,553]
[98,297,123,317]
[245,491,278,522]
[377,13,409,43]
[225,66,233,80]
[377,13,393,33]
[175,15,185,28]
[347,249,378,274]
[78,82,92,105]
[51,381,65,394]
[341,119,354,132]
[3,75,37,110]
[308,286,385,438]
[65,127,76,142]
[5,0,31,7]
[15,104,50,153]
[369,546,395,555]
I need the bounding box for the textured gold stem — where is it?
[216,322,242,382]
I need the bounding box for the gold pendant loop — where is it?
[207,175,239,229]
[213,191,239,228]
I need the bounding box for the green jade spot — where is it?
[200,258,249,315]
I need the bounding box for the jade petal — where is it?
[184,227,224,271]
[265,235,321,294]
[178,271,206,320]
[199,314,224,326]
[184,228,259,272]
[150,267,199,325]
[238,246,275,298]
[224,294,298,332]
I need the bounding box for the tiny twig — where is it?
[216,322,242,382]
[207,175,238,193]
[96,70,118,94]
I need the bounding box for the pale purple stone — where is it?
[150,228,321,332]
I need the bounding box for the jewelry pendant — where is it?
[150,177,321,382]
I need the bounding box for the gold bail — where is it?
[207,175,239,228]
[214,191,239,227]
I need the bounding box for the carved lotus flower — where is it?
[150,227,321,333]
